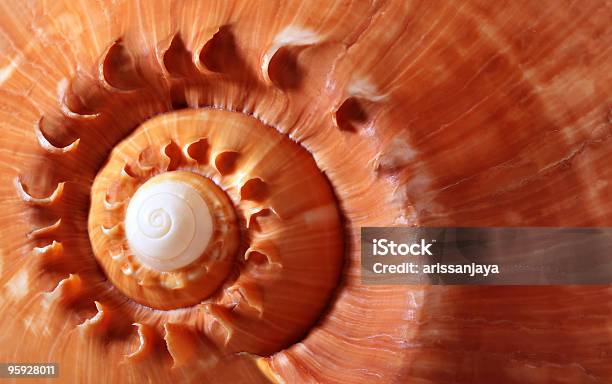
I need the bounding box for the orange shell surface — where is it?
[0,1,611,384]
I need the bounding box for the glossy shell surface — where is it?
[0,1,611,383]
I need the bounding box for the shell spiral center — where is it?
[125,174,216,272]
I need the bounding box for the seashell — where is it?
[0,1,610,383]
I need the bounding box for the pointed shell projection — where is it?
[0,0,611,383]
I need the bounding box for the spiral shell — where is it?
[0,0,611,383]
[91,168,240,308]
[88,108,344,338]
[124,173,217,271]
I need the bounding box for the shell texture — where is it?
[0,0,611,383]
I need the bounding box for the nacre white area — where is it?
[125,176,213,272]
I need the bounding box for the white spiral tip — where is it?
[125,172,214,272]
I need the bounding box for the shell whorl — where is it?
[125,175,215,272]
[91,162,241,309]
[86,108,344,349]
